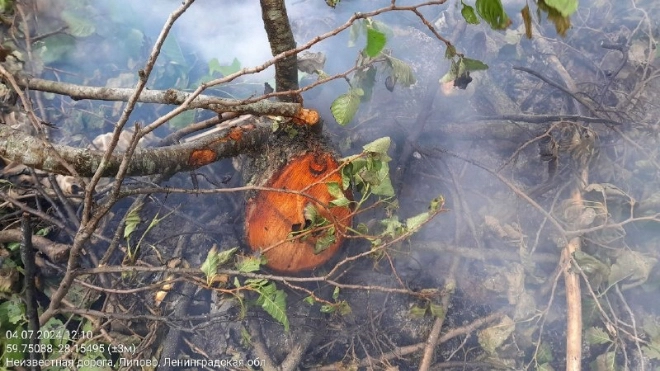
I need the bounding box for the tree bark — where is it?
[16,76,301,116]
[0,119,270,177]
[260,0,299,101]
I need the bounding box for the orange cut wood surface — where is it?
[245,151,352,272]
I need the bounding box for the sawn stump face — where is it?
[245,151,352,273]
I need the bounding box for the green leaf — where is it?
[353,67,377,102]
[429,303,445,319]
[475,0,511,30]
[201,247,237,286]
[214,57,242,77]
[6,241,19,252]
[255,282,289,331]
[124,28,145,58]
[168,109,196,129]
[461,1,480,24]
[590,352,616,371]
[445,44,457,59]
[35,227,51,236]
[208,58,222,75]
[429,196,445,212]
[643,341,660,360]
[3,325,26,362]
[365,27,386,57]
[332,286,340,300]
[585,327,612,345]
[341,166,352,190]
[478,315,515,355]
[362,137,391,155]
[123,205,142,239]
[327,182,345,200]
[536,342,554,364]
[303,203,319,225]
[236,255,263,272]
[406,212,431,231]
[356,223,369,234]
[573,251,609,288]
[608,250,657,288]
[315,227,336,254]
[61,10,96,37]
[544,0,578,17]
[440,59,460,83]
[35,34,76,64]
[381,216,405,238]
[385,55,416,87]
[370,161,395,197]
[537,0,572,37]
[348,22,361,47]
[320,304,335,313]
[0,0,14,13]
[371,20,393,37]
[331,90,361,125]
[0,295,25,324]
[201,246,220,285]
[462,57,489,71]
[409,305,427,318]
[325,0,340,8]
[336,301,352,315]
[330,196,351,207]
[40,318,68,348]
[304,296,315,305]
[162,35,187,66]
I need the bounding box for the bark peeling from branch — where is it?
[0,120,271,177]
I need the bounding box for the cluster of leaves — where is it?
[460,0,579,37]
[304,286,352,316]
[469,173,660,367]
[328,19,416,125]
[157,38,245,128]
[582,312,660,367]
[23,0,247,131]
[325,1,581,126]
[340,137,444,242]
[288,203,337,254]
[301,138,445,315]
[200,247,290,331]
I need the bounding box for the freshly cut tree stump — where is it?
[245,123,353,273]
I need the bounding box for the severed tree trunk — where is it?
[244,124,353,273]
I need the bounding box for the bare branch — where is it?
[17,76,301,116]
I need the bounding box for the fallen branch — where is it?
[16,76,302,116]
[0,229,70,262]
[0,119,270,177]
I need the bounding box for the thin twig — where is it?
[20,213,41,365]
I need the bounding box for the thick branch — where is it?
[260,0,299,101]
[0,121,270,177]
[17,76,301,116]
[0,229,69,262]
